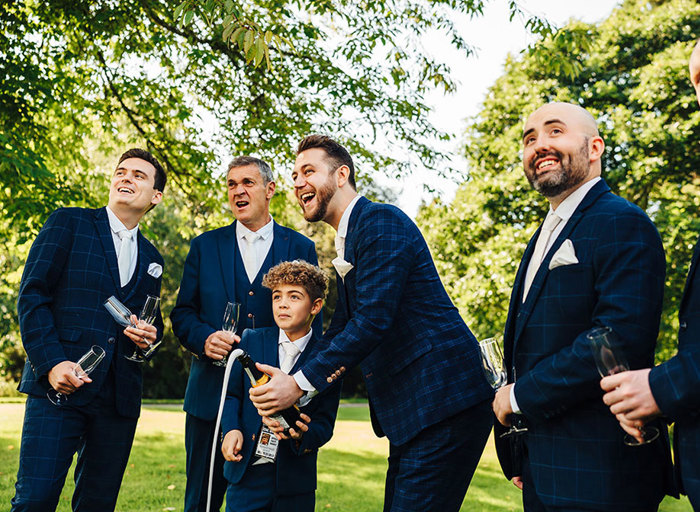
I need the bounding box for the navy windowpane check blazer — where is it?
[301,196,493,446]
[17,207,164,419]
[496,180,676,509]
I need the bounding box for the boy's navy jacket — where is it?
[221,327,341,494]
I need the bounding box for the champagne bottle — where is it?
[233,349,302,435]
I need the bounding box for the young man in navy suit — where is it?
[170,156,321,512]
[12,148,166,512]
[220,260,339,512]
[492,103,675,511]
[249,135,494,511]
[601,39,700,509]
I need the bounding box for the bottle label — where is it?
[272,413,291,430]
[254,424,279,462]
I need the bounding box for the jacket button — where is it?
[252,434,256,441]
[108,337,116,344]
[249,291,254,296]
[680,321,688,330]
[248,313,253,318]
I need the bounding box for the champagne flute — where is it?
[125,295,161,362]
[587,326,660,446]
[213,302,240,367]
[104,295,135,328]
[47,345,106,406]
[479,336,527,436]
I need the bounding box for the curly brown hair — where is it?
[262,260,328,301]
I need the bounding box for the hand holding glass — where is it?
[124,295,161,362]
[47,345,105,406]
[213,302,240,367]
[587,326,659,446]
[479,336,527,436]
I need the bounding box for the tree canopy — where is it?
[417,0,700,361]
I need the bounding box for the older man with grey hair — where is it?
[171,155,321,512]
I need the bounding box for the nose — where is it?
[293,173,306,189]
[532,133,551,154]
[232,183,246,196]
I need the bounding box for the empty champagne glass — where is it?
[47,345,106,406]
[479,336,527,437]
[104,295,135,328]
[213,302,240,367]
[125,295,161,362]
[587,326,659,446]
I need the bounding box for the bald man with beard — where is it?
[492,102,675,511]
[601,39,700,510]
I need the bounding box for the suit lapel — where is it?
[217,222,238,303]
[261,327,279,367]
[94,207,122,294]
[679,234,700,315]
[337,197,367,314]
[122,231,148,303]
[271,221,290,264]
[513,180,610,348]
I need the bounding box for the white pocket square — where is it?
[549,239,579,270]
[332,257,354,280]
[147,262,163,278]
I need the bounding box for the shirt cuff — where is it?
[510,384,522,414]
[293,370,318,407]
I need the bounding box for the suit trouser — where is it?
[382,398,492,512]
[11,390,137,512]
[185,413,228,512]
[678,432,700,511]
[225,461,315,512]
[520,446,659,512]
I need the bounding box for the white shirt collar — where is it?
[550,177,601,221]
[106,206,138,238]
[336,195,362,239]
[277,327,313,354]
[236,216,274,241]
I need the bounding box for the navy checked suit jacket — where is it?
[17,207,164,419]
[496,180,675,509]
[221,327,340,495]
[650,235,700,497]
[170,221,319,421]
[301,197,493,446]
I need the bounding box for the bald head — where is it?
[524,102,600,140]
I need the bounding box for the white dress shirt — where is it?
[278,327,313,371]
[236,217,274,282]
[106,206,138,285]
[511,177,601,414]
[293,195,362,397]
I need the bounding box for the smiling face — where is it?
[690,41,700,107]
[108,157,162,215]
[292,148,340,223]
[271,283,323,341]
[227,163,275,231]
[522,103,604,201]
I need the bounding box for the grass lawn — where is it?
[0,402,691,511]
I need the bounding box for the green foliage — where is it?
[418,0,700,362]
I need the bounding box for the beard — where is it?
[525,140,590,198]
[301,172,337,222]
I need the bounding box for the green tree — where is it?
[417,0,700,362]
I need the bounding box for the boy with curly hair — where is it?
[220,260,340,512]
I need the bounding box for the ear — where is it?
[266,180,276,200]
[589,136,605,163]
[310,298,323,316]
[335,165,350,188]
[150,190,163,207]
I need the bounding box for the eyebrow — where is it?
[522,118,566,140]
[115,166,146,175]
